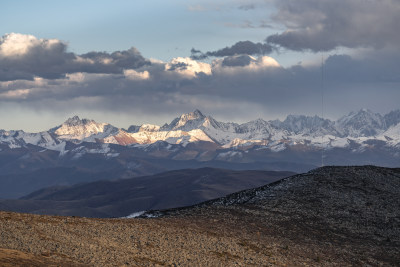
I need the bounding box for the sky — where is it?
[0,0,399,131]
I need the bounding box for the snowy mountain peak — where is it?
[277,114,337,136]
[181,109,205,121]
[384,109,400,128]
[55,116,119,142]
[337,108,386,137]
[238,119,270,132]
[64,115,94,126]
[347,108,376,118]
[165,110,207,131]
[139,124,160,132]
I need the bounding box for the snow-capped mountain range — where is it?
[1,109,400,155]
[0,108,399,199]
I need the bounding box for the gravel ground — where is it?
[0,210,309,266]
[0,208,396,266]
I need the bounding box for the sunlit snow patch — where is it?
[124,211,161,218]
[125,211,146,218]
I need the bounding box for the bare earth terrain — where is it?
[0,210,384,266]
[0,166,399,266]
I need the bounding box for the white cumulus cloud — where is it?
[124,69,150,80]
[165,57,212,78]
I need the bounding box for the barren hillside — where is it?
[0,166,399,266]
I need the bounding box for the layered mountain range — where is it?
[1,108,399,153]
[0,168,294,218]
[0,109,399,198]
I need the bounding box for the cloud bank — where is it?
[191,41,273,60]
[267,0,400,52]
[0,32,399,122]
[195,0,400,55]
[0,33,150,81]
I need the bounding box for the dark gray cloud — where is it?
[191,41,273,59]
[192,0,400,58]
[221,55,255,67]
[166,62,189,71]
[0,33,150,81]
[2,49,399,120]
[266,0,400,52]
[80,48,149,70]
[1,32,400,123]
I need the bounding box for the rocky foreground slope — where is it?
[0,166,399,266]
